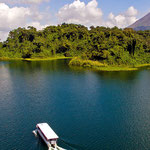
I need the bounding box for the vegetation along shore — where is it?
[0,24,150,71]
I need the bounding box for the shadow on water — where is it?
[69,65,141,81]
[32,135,48,150]
[3,59,71,73]
[70,64,150,82]
[2,60,149,82]
[94,70,139,81]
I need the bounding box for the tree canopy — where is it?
[0,23,150,65]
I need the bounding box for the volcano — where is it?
[128,12,150,30]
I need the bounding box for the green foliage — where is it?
[0,24,150,66]
[69,57,106,68]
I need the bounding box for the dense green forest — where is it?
[0,23,150,67]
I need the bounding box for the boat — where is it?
[33,123,66,150]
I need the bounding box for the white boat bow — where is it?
[33,123,66,150]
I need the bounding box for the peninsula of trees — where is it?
[0,24,150,70]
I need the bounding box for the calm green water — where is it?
[0,60,150,150]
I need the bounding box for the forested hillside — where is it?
[0,24,150,66]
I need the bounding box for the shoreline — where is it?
[69,57,150,71]
[1,56,150,71]
[24,56,72,61]
[0,56,72,61]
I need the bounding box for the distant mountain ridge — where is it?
[128,12,150,31]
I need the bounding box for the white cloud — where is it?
[57,0,138,28]
[0,31,9,42]
[0,3,31,31]
[57,0,103,26]
[26,22,48,30]
[125,6,138,17]
[0,3,49,41]
[106,6,138,28]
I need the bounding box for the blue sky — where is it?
[36,0,150,18]
[4,0,150,18]
[47,0,150,16]
[0,0,149,41]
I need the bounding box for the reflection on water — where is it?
[5,60,70,72]
[0,60,150,150]
[95,71,139,81]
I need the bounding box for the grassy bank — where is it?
[69,57,150,71]
[0,57,23,61]
[0,56,72,61]
[1,56,150,71]
[24,56,72,61]
[135,64,150,68]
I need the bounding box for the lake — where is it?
[0,59,150,150]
